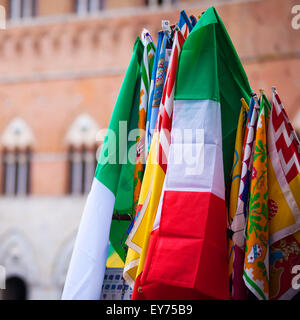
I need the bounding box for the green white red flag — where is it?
[133,7,252,300]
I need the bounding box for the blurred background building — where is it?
[0,0,299,300]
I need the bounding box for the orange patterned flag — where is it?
[230,95,260,300]
[228,99,249,297]
[243,93,269,300]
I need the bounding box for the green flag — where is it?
[175,6,252,186]
[63,37,143,300]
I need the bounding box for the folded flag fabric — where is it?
[145,31,164,160]
[124,32,157,287]
[230,98,260,248]
[132,29,185,299]
[228,99,249,298]
[124,29,185,292]
[62,38,143,300]
[132,7,252,300]
[147,31,171,158]
[178,10,193,39]
[190,15,198,27]
[270,232,300,300]
[133,30,155,218]
[106,243,125,268]
[175,7,252,187]
[230,96,260,299]
[123,127,164,288]
[268,88,300,299]
[109,83,141,262]
[243,93,270,300]
[268,88,300,243]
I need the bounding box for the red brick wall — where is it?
[0,0,298,195]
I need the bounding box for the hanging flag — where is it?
[109,79,141,262]
[230,95,260,299]
[190,15,198,27]
[178,10,193,39]
[106,243,125,268]
[133,30,155,218]
[175,7,252,187]
[123,129,162,288]
[62,38,144,300]
[227,99,249,297]
[123,31,155,287]
[145,31,164,160]
[133,7,252,300]
[243,93,269,300]
[124,29,185,291]
[268,88,300,299]
[147,31,171,157]
[271,88,300,152]
[110,31,155,264]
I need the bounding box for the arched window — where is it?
[1,118,34,196]
[0,230,38,300]
[2,148,31,196]
[1,276,27,300]
[10,0,37,20]
[65,114,100,195]
[145,0,177,6]
[75,0,105,15]
[68,145,97,195]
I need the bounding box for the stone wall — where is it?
[0,196,86,299]
[0,0,298,194]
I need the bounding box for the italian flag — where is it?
[133,7,252,300]
[62,38,143,300]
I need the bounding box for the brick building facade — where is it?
[0,0,299,299]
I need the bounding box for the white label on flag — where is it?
[165,49,172,63]
[162,20,171,32]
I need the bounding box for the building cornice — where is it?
[5,0,260,30]
[0,52,299,85]
[0,67,125,84]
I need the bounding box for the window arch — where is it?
[1,276,27,300]
[74,0,105,15]
[65,114,99,195]
[9,0,37,20]
[145,0,177,6]
[1,118,34,196]
[0,229,39,300]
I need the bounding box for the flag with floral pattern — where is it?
[230,95,259,299]
[132,30,155,217]
[228,99,249,297]
[243,94,269,300]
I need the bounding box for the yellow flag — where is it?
[228,99,249,279]
[123,132,165,287]
[243,97,269,300]
[268,88,300,299]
